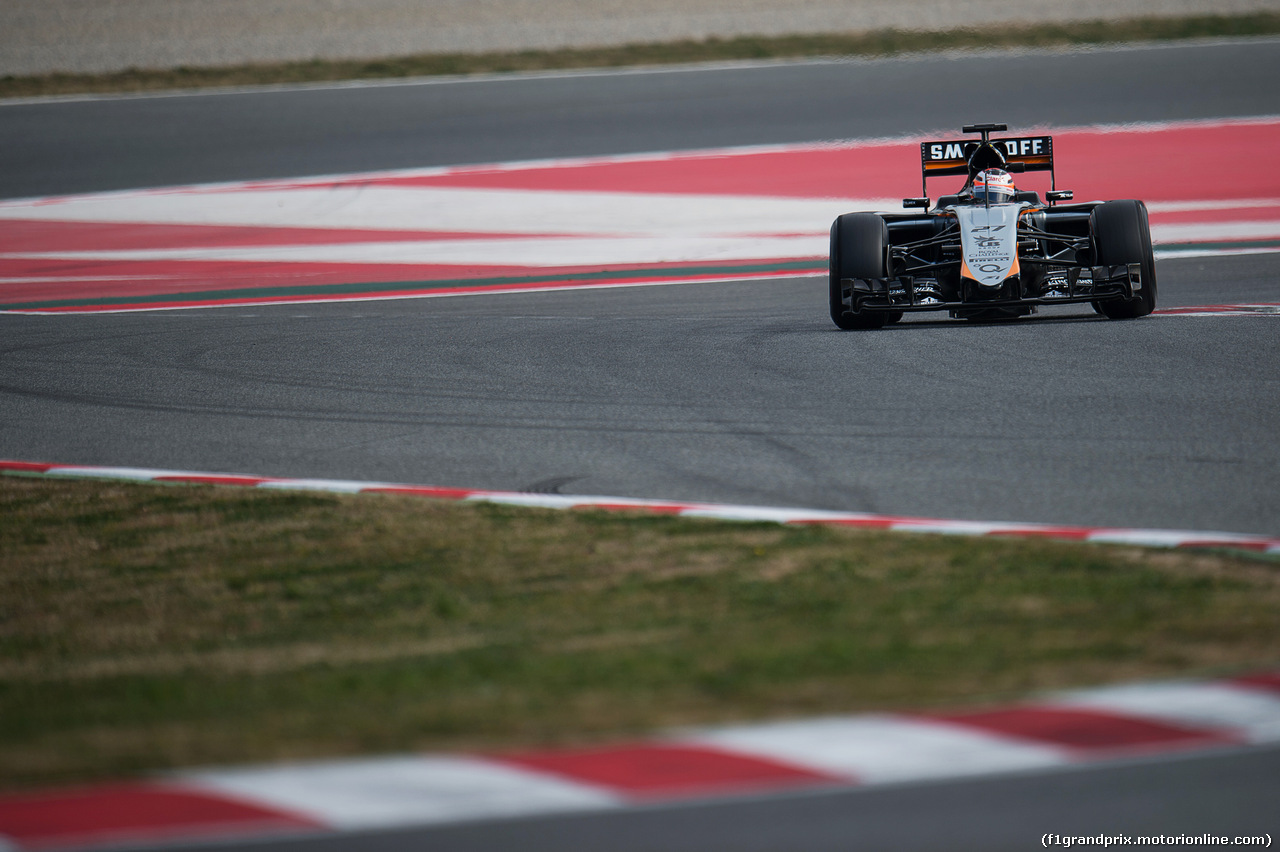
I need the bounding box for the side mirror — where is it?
[902,197,930,209]
[1046,190,1074,205]
[1004,162,1027,173]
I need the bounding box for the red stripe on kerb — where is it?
[0,460,57,473]
[924,707,1237,752]
[362,485,479,499]
[810,518,899,530]
[573,502,690,514]
[0,783,323,848]
[153,475,271,487]
[985,527,1095,540]
[1058,122,1280,202]
[0,219,572,253]
[494,743,841,800]
[0,258,549,304]
[7,267,813,314]
[363,145,919,198]
[1175,539,1272,552]
[1230,672,1280,695]
[354,120,1280,204]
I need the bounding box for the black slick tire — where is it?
[1091,200,1157,319]
[829,213,891,330]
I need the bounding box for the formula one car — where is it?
[829,123,1156,328]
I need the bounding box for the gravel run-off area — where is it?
[3,0,1279,76]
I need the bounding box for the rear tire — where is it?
[1091,200,1157,319]
[829,213,891,330]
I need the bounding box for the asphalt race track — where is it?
[2,39,1279,849]
[2,254,1279,537]
[3,39,1279,537]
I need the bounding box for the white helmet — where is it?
[972,168,1017,204]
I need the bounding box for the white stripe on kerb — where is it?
[0,186,885,238]
[686,715,1067,785]
[1151,221,1280,243]
[44,465,196,481]
[1050,682,1280,744]
[182,756,619,829]
[1085,530,1248,548]
[257,479,387,494]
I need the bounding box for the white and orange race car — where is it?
[829,123,1156,328]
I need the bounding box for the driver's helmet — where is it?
[971,168,1017,204]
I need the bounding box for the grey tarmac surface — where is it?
[2,254,1278,536]
[1,41,1278,535]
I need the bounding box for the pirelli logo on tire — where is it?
[921,136,1054,175]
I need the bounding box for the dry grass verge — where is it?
[1,474,1277,790]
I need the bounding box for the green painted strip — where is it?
[0,261,821,311]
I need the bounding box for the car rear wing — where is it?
[922,136,1054,177]
[916,128,1058,198]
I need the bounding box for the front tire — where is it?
[830,213,892,330]
[1091,200,1157,319]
